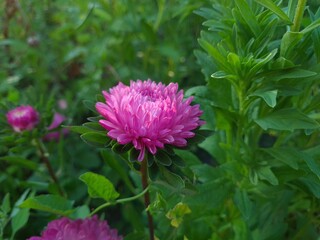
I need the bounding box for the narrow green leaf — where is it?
[269,68,316,81]
[20,195,74,216]
[0,156,38,170]
[154,150,172,166]
[255,108,320,131]
[83,100,97,113]
[82,122,105,131]
[1,193,10,214]
[264,147,299,169]
[301,18,320,34]
[280,31,303,57]
[254,0,291,23]
[235,0,261,36]
[299,176,320,198]
[79,172,119,201]
[249,89,278,107]
[11,208,29,236]
[112,143,133,154]
[257,167,279,185]
[198,39,228,71]
[159,166,185,189]
[233,189,253,221]
[66,125,92,134]
[80,132,110,147]
[303,155,320,179]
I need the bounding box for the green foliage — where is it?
[1,0,320,239]
[79,172,120,201]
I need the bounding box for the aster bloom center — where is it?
[96,79,204,161]
[6,105,39,132]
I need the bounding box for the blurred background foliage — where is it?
[1,0,320,239]
[0,0,211,238]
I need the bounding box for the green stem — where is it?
[141,157,155,240]
[89,186,150,216]
[291,0,307,32]
[35,139,64,196]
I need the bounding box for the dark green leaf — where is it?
[66,125,93,134]
[0,156,38,170]
[235,0,261,36]
[79,172,120,201]
[1,193,10,214]
[264,147,299,169]
[154,150,172,166]
[255,108,320,131]
[112,143,133,154]
[233,189,253,221]
[249,89,278,107]
[80,132,110,147]
[83,100,97,113]
[159,166,185,189]
[82,122,105,131]
[257,167,278,185]
[11,208,29,236]
[254,0,291,23]
[20,195,74,216]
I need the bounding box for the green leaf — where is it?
[269,68,316,81]
[254,0,291,23]
[112,143,133,154]
[299,176,320,198]
[154,150,172,166]
[233,190,253,221]
[264,147,299,169]
[280,31,303,57]
[159,166,185,189]
[82,100,97,113]
[82,122,105,131]
[80,132,110,147]
[20,195,74,216]
[66,125,93,134]
[1,193,10,214]
[249,89,278,107]
[79,172,120,201]
[166,202,191,228]
[303,155,320,179]
[198,39,229,71]
[301,18,320,35]
[235,0,261,36]
[11,208,29,237]
[257,167,278,185]
[255,108,320,131]
[0,156,38,170]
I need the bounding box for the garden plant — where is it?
[1,0,320,239]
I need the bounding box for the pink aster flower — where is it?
[27,215,122,240]
[6,105,39,132]
[96,79,204,161]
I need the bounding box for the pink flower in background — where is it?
[43,112,69,141]
[6,105,39,132]
[96,79,204,161]
[27,215,122,240]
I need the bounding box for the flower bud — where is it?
[6,105,39,132]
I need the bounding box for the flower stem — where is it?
[141,157,155,240]
[89,186,150,216]
[35,139,64,196]
[291,0,307,32]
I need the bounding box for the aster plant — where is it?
[74,79,208,239]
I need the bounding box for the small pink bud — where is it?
[6,105,39,132]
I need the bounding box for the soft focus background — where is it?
[2,0,320,239]
[1,0,210,238]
